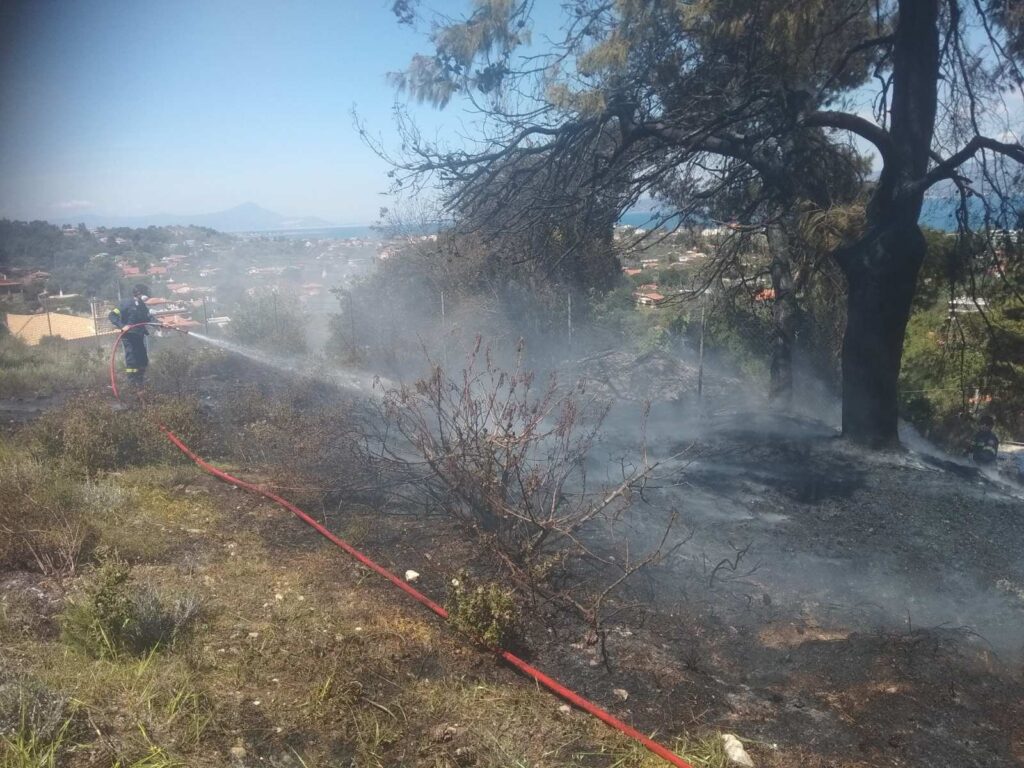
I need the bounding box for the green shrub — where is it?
[61,553,201,658]
[446,573,520,649]
[27,393,203,475]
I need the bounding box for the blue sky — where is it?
[2,2,1018,226]
[0,0,470,224]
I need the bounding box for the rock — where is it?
[229,745,247,760]
[557,704,572,715]
[612,688,629,701]
[430,723,457,743]
[405,569,421,583]
[721,734,755,768]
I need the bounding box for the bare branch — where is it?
[920,135,1024,191]
[801,110,895,161]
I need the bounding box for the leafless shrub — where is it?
[380,337,682,627]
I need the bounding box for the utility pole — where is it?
[567,292,573,353]
[440,290,448,366]
[202,296,209,335]
[697,292,707,406]
[348,289,357,360]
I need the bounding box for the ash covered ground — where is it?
[543,347,1024,766]
[570,348,1024,654]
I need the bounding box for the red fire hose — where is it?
[109,325,694,767]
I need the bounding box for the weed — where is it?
[447,573,520,649]
[607,732,733,768]
[0,452,98,575]
[0,676,74,749]
[0,335,106,399]
[0,716,74,768]
[61,554,201,658]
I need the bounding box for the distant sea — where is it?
[257,198,1019,240]
[623,198,1021,233]
[255,225,383,240]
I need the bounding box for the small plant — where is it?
[0,672,81,768]
[446,572,520,649]
[61,553,201,658]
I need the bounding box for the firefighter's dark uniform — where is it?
[109,297,154,385]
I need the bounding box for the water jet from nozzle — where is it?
[184,332,388,394]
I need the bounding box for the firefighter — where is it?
[970,414,999,465]
[109,283,155,386]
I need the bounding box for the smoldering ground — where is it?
[192,224,1024,661]
[193,260,1024,661]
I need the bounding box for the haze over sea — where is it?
[260,196,1016,240]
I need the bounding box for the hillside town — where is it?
[0,222,384,347]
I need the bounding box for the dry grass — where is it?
[0,335,107,399]
[0,448,99,576]
[1,433,711,767]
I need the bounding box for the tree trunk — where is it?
[838,0,938,447]
[839,222,926,447]
[767,224,798,408]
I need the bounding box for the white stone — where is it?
[612,688,629,701]
[229,745,247,760]
[721,734,755,768]
[405,570,421,583]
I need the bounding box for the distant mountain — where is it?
[53,202,335,232]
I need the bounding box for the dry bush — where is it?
[27,393,203,476]
[0,453,98,576]
[148,342,245,395]
[0,334,106,398]
[216,381,373,508]
[381,338,678,624]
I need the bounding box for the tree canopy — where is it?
[383,0,1024,447]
